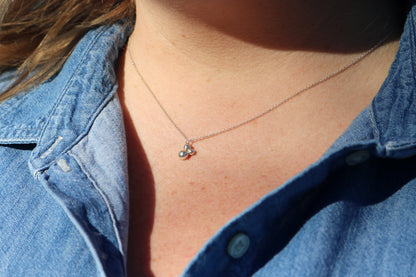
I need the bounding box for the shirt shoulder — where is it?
[0,21,131,276]
[0,22,131,146]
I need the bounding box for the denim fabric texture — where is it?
[1,4,416,277]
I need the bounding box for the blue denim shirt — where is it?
[1,4,416,277]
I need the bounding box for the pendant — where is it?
[178,143,196,160]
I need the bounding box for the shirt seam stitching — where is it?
[67,150,125,258]
[34,26,110,155]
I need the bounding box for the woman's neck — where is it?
[123,0,403,137]
[125,0,403,116]
[131,0,403,67]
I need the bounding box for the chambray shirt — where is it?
[1,5,416,277]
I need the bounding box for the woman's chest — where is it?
[122,79,380,276]
[125,131,330,276]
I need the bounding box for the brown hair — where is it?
[0,0,135,100]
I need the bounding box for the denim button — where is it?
[227,233,250,259]
[345,150,371,166]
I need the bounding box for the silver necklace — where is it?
[127,36,389,160]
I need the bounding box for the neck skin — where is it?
[126,0,403,119]
[130,0,402,67]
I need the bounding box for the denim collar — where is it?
[0,22,131,176]
[370,6,416,158]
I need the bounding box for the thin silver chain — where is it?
[127,35,389,145]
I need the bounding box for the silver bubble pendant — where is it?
[179,143,196,160]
